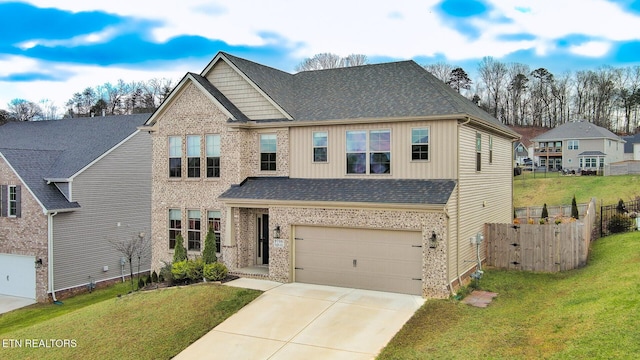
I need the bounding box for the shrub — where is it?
[539,218,546,225]
[145,276,151,286]
[137,277,145,290]
[528,218,535,225]
[571,195,579,219]
[173,234,187,263]
[617,199,627,214]
[171,260,188,281]
[541,203,549,219]
[186,258,204,282]
[202,228,218,264]
[151,271,158,283]
[204,262,228,282]
[607,214,634,233]
[158,273,165,283]
[158,261,173,283]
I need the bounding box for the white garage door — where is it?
[0,254,36,299]
[294,226,423,295]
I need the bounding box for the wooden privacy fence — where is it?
[486,199,596,272]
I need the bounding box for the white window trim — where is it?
[410,127,430,162]
[312,131,329,163]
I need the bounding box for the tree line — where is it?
[2,53,639,135]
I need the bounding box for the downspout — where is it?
[47,211,60,303]
[455,117,471,290]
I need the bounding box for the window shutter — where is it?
[15,185,21,218]
[0,185,6,217]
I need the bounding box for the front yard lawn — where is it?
[0,284,261,360]
[378,232,640,359]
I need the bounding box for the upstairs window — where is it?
[208,210,222,253]
[476,132,482,172]
[411,128,429,161]
[168,209,181,249]
[188,210,201,251]
[260,134,277,171]
[206,134,221,178]
[186,135,201,178]
[168,136,182,178]
[0,185,21,218]
[346,129,391,174]
[489,135,493,164]
[313,131,328,162]
[568,140,579,150]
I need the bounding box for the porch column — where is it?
[224,206,235,246]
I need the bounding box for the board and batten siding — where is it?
[456,125,514,277]
[52,131,151,292]
[207,60,285,120]
[289,120,458,179]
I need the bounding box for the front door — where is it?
[256,214,269,265]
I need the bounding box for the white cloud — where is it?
[569,41,611,57]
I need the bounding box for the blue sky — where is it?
[2,0,640,112]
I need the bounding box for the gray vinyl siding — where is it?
[457,126,513,276]
[52,131,151,291]
[53,182,71,200]
[207,61,285,120]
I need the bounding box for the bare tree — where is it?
[7,98,42,121]
[617,66,640,134]
[0,109,14,125]
[295,53,370,71]
[530,68,554,127]
[506,63,530,125]
[477,56,508,119]
[109,231,150,291]
[38,99,59,120]
[424,62,455,83]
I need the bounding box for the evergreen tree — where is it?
[173,233,187,263]
[446,67,472,93]
[571,195,579,219]
[541,203,549,219]
[202,228,218,264]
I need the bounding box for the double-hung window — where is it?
[313,131,328,162]
[411,128,429,160]
[168,209,181,249]
[346,130,391,174]
[568,140,579,150]
[186,135,201,178]
[206,135,221,178]
[168,136,182,178]
[476,132,482,172]
[187,210,201,251]
[260,134,277,171]
[1,185,21,218]
[208,210,222,253]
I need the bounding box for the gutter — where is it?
[47,211,60,303]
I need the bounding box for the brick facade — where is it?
[0,157,49,302]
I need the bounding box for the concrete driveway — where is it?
[0,295,36,314]
[175,279,424,359]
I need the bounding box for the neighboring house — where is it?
[0,114,151,302]
[144,52,520,298]
[513,140,530,165]
[531,121,625,172]
[622,133,640,161]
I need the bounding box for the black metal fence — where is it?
[601,199,640,237]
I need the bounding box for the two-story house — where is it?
[144,52,520,298]
[0,115,151,302]
[532,121,625,172]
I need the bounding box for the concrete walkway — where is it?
[0,295,36,315]
[174,279,424,359]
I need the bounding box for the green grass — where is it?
[514,173,640,207]
[0,284,261,359]
[378,232,640,359]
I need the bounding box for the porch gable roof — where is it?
[219,177,456,206]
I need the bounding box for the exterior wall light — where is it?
[273,225,281,239]
[429,231,438,249]
[35,258,43,268]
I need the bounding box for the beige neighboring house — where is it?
[532,120,625,172]
[0,115,151,302]
[144,52,520,298]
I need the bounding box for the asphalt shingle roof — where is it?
[219,177,456,206]
[532,121,622,142]
[219,53,517,137]
[0,114,150,211]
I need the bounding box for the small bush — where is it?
[186,258,204,282]
[539,218,546,225]
[608,214,634,233]
[528,218,535,225]
[202,228,218,264]
[171,260,188,281]
[159,261,173,283]
[145,276,151,286]
[173,234,187,263]
[158,273,165,282]
[204,262,228,282]
[137,277,145,290]
[571,195,579,219]
[151,271,158,283]
[541,203,549,219]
